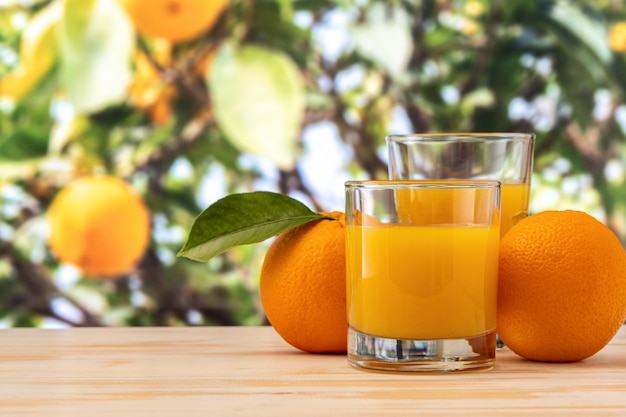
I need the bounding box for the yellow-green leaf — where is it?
[0,1,61,101]
[57,0,134,113]
[351,3,413,79]
[208,44,305,170]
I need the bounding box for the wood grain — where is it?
[0,326,624,416]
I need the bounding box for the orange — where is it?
[609,22,626,53]
[498,210,626,362]
[47,175,151,278]
[260,212,347,353]
[120,0,228,43]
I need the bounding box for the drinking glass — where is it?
[345,180,501,372]
[386,133,534,237]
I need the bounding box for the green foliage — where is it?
[1,0,626,327]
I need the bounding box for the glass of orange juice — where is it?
[345,180,501,372]
[386,133,534,237]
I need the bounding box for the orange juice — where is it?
[395,181,527,237]
[500,182,530,236]
[346,224,500,340]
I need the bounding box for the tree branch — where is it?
[0,240,103,326]
[278,168,324,212]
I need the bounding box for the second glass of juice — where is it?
[386,133,534,237]
[345,180,501,372]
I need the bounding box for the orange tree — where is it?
[1,0,625,327]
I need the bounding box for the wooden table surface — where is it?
[0,325,624,416]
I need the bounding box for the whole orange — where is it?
[47,176,151,278]
[260,212,347,353]
[120,0,228,43]
[498,210,626,362]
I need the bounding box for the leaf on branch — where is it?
[351,3,413,79]
[178,191,328,262]
[548,1,612,65]
[208,43,305,170]
[58,0,134,113]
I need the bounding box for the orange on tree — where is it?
[260,211,347,353]
[47,175,151,278]
[497,210,626,362]
[119,0,228,43]
[609,22,626,53]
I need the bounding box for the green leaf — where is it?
[0,129,48,161]
[57,0,134,113]
[351,3,413,78]
[178,192,327,262]
[547,1,612,65]
[208,44,305,170]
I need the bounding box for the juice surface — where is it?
[500,182,530,236]
[346,224,499,340]
[390,181,526,237]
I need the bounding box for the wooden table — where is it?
[0,326,624,416]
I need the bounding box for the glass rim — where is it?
[345,179,501,190]
[385,132,535,144]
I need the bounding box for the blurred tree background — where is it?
[1,0,625,327]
